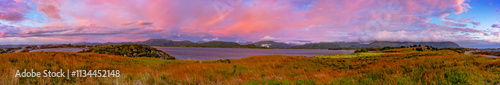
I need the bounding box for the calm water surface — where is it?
[154,47,354,60]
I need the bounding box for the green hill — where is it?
[74,39,462,49]
[79,44,175,60]
[200,41,241,47]
[139,39,198,46]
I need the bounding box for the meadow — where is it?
[0,47,499,84]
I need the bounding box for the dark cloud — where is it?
[492,24,500,28]
[0,24,22,33]
[0,12,25,21]
[21,30,67,34]
[292,40,312,43]
[0,24,22,37]
[471,22,480,26]
[0,25,165,38]
[0,0,28,21]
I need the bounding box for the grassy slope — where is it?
[1,48,500,84]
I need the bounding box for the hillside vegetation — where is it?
[1,47,498,84]
[78,39,462,49]
[140,39,265,48]
[79,44,176,60]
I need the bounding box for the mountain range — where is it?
[73,39,461,49]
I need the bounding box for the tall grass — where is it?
[0,48,499,84]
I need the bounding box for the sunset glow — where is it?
[1,0,500,47]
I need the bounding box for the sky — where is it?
[0,0,499,48]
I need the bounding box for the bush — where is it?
[355,49,368,53]
[415,48,424,51]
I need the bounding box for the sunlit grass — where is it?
[1,48,499,84]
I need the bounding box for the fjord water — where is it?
[154,47,354,60]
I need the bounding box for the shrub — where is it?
[355,49,368,53]
[416,48,424,51]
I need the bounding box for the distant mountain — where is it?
[72,42,107,45]
[462,43,500,48]
[0,45,30,49]
[365,41,461,48]
[140,39,174,45]
[291,42,340,49]
[200,41,241,47]
[139,39,198,46]
[253,41,292,48]
[291,42,362,49]
[72,39,462,49]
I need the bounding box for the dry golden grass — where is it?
[0,48,499,84]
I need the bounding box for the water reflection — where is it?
[154,47,354,60]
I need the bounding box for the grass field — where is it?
[1,47,499,84]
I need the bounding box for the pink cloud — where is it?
[460,19,471,22]
[0,0,28,21]
[471,22,480,26]
[444,21,467,27]
[434,11,450,18]
[135,21,153,26]
[37,5,61,19]
[453,27,483,33]
[33,0,63,19]
[0,0,480,44]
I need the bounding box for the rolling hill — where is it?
[71,39,462,49]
